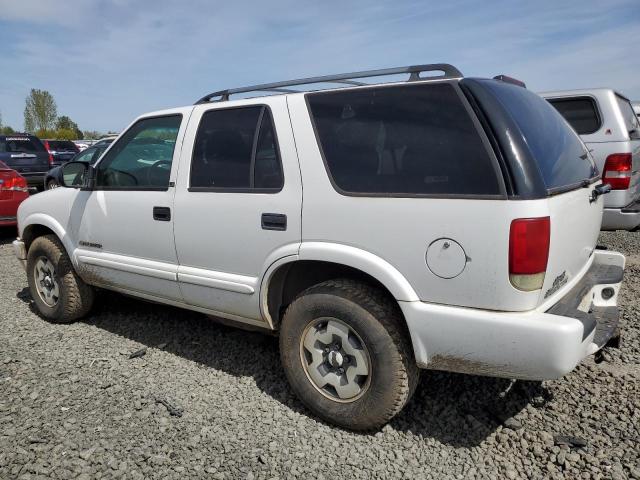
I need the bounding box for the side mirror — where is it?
[60,161,91,189]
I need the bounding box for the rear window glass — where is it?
[0,137,46,153]
[481,81,597,191]
[547,97,601,135]
[47,140,78,151]
[615,94,640,135]
[307,83,500,196]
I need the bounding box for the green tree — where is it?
[1,126,15,135]
[54,128,76,140]
[56,115,83,139]
[82,130,103,140]
[35,128,57,139]
[24,89,57,133]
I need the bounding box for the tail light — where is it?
[602,153,632,190]
[509,217,550,291]
[43,140,54,166]
[0,174,29,192]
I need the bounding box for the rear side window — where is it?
[481,81,597,191]
[615,94,640,136]
[0,137,46,153]
[547,97,601,135]
[307,83,501,196]
[190,106,283,191]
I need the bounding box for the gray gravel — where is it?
[0,227,638,479]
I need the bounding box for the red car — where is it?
[0,161,29,227]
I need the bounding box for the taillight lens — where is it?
[0,174,29,192]
[602,153,632,190]
[43,141,54,166]
[509,217,550,291]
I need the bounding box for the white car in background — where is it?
[543,89,640,231]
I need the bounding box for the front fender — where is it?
[20,213,77,267]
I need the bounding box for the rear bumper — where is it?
[401,250,625,380]
[601,200,640,231]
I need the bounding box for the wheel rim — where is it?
[48,181,59,189]
[299,317,371,403]
[34,256,60,307]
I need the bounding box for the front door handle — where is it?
[153,206,171,221]
[261,213,287,231]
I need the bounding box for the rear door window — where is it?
[190,106,284,191]
[0,137,46,153]
[480,81,597,192]
[306,82,501,196]
[615,94,640,137]
[547,97,601,135]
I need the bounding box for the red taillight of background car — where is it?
[0,174,29,192]
[602,153,632,190]
[43,140,55,166]
[509,216,551,291]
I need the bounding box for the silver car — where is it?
[542,89,640,231]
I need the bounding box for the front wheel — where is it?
[46,179,60,190]
[27,234,94,323]
[279,279,419,430]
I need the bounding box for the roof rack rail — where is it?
[195,63,463,104]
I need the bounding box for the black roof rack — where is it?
[195,63,463,104]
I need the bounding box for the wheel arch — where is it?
[261,242,419,330]
[21,214,74,264]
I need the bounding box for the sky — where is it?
[0,0,639,133]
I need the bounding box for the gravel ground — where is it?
[0,227,638,480]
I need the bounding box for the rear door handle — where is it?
[261,213,287,231]
[153,206,171,221]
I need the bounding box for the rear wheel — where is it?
[27,234,94,323]
[279,279,419,430]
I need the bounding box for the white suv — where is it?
[13,64,626,430]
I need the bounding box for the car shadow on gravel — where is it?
[0,226,18,245]
[21,286,552,447]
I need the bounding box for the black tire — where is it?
[279,279,419,430]
[46,179,59,190]
[27,234,94,323]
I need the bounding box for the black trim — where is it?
[304,80,507,200]
[153,206,171,221]
[188,186,282,194]
[261,213,287,231]
[461,78,548,199]
[546,262,623,342]
[460,82,515,196]
[546,95,603,135]
[621,198,640,213]
[188,104,284,194]
[195,63,463,103]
